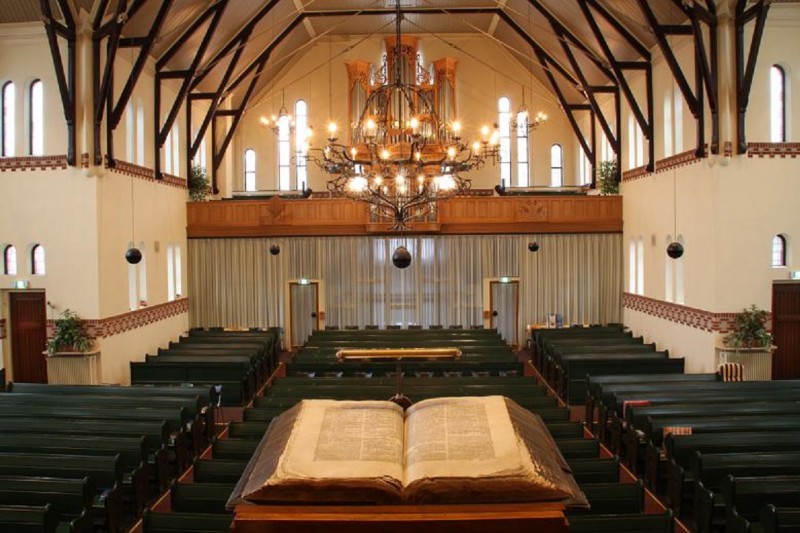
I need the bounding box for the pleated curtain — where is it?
[188,233,622,345]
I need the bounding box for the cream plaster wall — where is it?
[95,312,189,385]
[227,34,577,194]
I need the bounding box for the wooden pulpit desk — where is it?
[231,347,570,532]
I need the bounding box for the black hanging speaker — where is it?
[528,241,540,252]
[269,244,280,256]
[125,247,142,265]
[392,246,412,269]
[666,242,684,259]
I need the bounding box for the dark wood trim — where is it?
[736,0,771,154]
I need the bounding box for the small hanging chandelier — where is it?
[309,0,499,231]
[261,90,295,134]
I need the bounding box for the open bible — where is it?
[229,396,587,505]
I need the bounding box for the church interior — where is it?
[1,0,800,531]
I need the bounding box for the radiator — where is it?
[46,352,100,385]
[715,347,774,381]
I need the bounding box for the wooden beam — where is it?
[736,0,770,153]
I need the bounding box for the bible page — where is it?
[275,399,405,485]
[403,395,532,485]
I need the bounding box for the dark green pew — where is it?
[586,373,720,437]
[130,362,250,406]
[564,357,685,404]
[285,361,524,378]
[567,457,620,484]
[192,459,248,484]
[0,476,93,533]
[760,505,800,533]
[567,481,644,515]
[640,414,800,483]
[0,504,59,533]
[170,482,234,515]
[142,510,233,533]
[722,475,800,533]
[211,439,259,461]
[690,452,800,533]
[567,510,674,532]
[2,417,170,491]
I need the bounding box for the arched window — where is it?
[164,128,172,174]
[550,144,563,187]
[3,245,17,275]
[174,244,182,297]
[627,115,636,170]
[772,234,787,267]
[31,244,45,275]
[126,101,135,161]
[628,238,636,293]
[636,237,645,295]
[674,234,685,304]
[498,97,511,187]
[29,79,43,155]
[2,81,15,156]
[172,126,180,176]
[516,111,529,187]
[771,65,786,143]
[244,149,256,192]
[138,241,147,306]
[579,152,591,185]
[166,244,175,301]
[295,100,308,190]
[635,124,644,167]
[278,114,291,191]
[663,90,673,157]
[136,99,145,165]
[665,235,674,302]
[673,82,684,153]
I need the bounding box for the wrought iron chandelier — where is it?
[309,0,499,230]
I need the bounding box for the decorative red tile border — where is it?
[621,165,649,181]
[105,157,187,190]
[623,293,768,334]
[0,318,5,339]
[46,298,189,340]
[622,148,706,182]
[747,142,800,158]
[0,154,69,172]
[80,153,90,168]
[723,141,733,157]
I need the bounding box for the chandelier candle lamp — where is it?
[309,0,501,231]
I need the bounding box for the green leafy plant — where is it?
[724,305,773,349]
[598,160,619,195]
[189,163,210,202]
[47,309,92,355]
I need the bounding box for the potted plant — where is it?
[724,305,773,349]
[47,309,92,355]
[598,160,619,195]
[189,163,210,202]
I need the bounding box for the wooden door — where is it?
[10,291,48,383]
[289,282,319,349]
[772,282,800,379]
[490,280,519,347]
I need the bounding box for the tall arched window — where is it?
[31,244,45,275]
[172,126,180,176]
[663,91,673,157]
[3,245,17,276]
[665,235,674,302]
[771,65,786,142]
[627,115,636,170]
[636,237,645,295]
[772,234,787,267]
[635,124,644,167]
[126,101,135,161]
[136,99,145,165]
[516,111,529,186]
[29,79,43,155]
[278,114,291,190]
[550,144,563,187]
[164,128,173,174]
[244,149,256,192]
[138,241,147,306]
[674,234,685,304]
[2,81,15,156]
[498,97,511,187]
[295,100,308,190]
[628,238,636,293]
[166,244,175,301]
[673,82,684,153]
